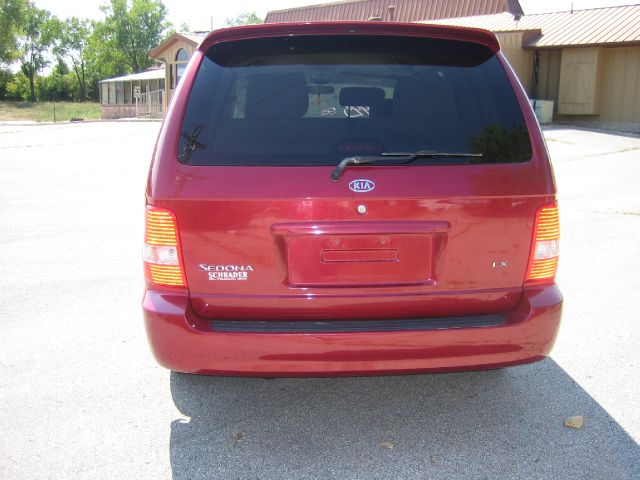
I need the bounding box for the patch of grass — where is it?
[0,101,101,122]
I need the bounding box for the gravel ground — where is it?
[0,122,638,479]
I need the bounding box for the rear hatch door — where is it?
[150,31,554,320]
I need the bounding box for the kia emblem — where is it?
[349,179,375,193]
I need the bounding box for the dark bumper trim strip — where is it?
[210,314,506,333]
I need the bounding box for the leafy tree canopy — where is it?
[53,17,92,101]
[97,0,171,73]
[223,11,263,27]
[0,0,27,65]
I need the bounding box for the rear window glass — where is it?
[178,35,532,166]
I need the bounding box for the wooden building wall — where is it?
[557,47,601,115]
[496,32,534,95]
[598,46,640,125]
[543,45,640,131]
[498,40,640,131]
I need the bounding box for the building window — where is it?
[124,82,132,104]
[174,48,189,87]
[100,83,108,105]
[116,82,125,104]
[108,82,116,105]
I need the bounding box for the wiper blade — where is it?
[179,124,206,161]
[331,150,483,180]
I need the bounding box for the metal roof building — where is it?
[265,0,524,23]
[423,5,640,132]
[425,5,640,48]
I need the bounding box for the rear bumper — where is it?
[143,285,562,376]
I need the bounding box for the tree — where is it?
[85,17,127,85]
[223,11,263,27]
[99,0,170,73]
[0,0,27,65]
[53,17,91,101]
[19,3,56,101]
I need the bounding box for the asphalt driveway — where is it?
[0,122,638,479]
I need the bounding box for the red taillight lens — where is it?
[143,206,186,287]
[526,203,560,283]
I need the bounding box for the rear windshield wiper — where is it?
[331,151,483,180]
[179,124,206,162]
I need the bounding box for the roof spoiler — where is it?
[198,22,501,54]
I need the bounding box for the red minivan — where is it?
[143,22,562,376]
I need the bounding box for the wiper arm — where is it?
[331,150,483,180]
[179,124,206,161]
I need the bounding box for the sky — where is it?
[34,0,635,31]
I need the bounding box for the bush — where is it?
[4,71,82,102]
[37,72,76,101]
[5,72,31,100]
[0,70,13,99]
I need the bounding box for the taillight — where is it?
[525,203,560,284]
[143,206,186,287]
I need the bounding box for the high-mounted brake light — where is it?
[143,206,186,287]
[526,203,560,283]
